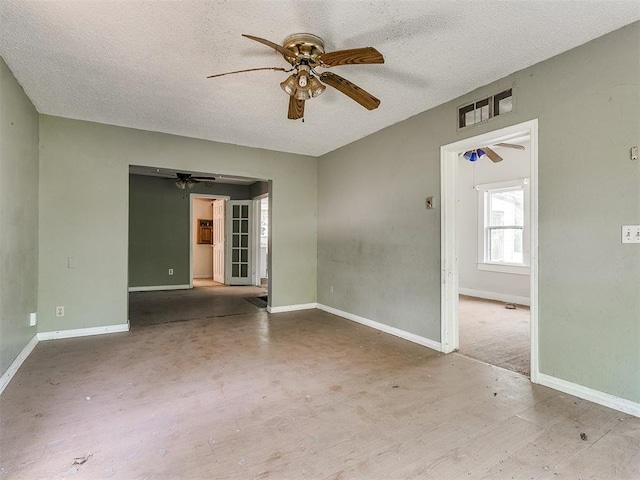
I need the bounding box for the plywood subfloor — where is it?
[128,285,266,327]
[459,295,530,377]
[2,295,638,479]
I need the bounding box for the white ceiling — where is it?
[1,1,638,157]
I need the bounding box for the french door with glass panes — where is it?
[225,200,253,285]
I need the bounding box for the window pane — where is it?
[489,228,523,263]
[494,89,513,115]
[489,189,523,226]
[465,109,475,127]
[475,98,490,123]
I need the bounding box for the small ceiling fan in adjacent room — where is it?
[207,33,384,120]
[173,172,216,189]
[462,142,525,163]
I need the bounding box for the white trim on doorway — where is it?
[189,194,230,289]
[440,119,539,383]
[252,192,269,287]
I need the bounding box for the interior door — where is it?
[226,200,253,285]
[212,199,225,284]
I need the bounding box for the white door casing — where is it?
[440,119,539,383]
[212,199,225,284]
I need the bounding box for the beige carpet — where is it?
[458,295,530,376]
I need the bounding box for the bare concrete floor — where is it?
[1,294,639,479]
[458,295,530,376]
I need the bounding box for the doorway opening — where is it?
[127,166,270,328]
[440,119,539,382]
[191,195,229,288]
[254,194,269,289]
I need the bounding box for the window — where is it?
[477,179,530,274]
[458,97,491,128]
[493,88,513,116]
[458,88,514,128]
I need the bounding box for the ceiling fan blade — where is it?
[317,47,384,67]
[319,72,380,110]
[288,96,305,120]
[191,176,217,181]
[207,67,289,79]
[493,142,525,150]
[242,34,298,61]
[484,147,503,163]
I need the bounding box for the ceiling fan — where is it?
[207,33,384,120]
[462,142,525,163]
[173,172,217,189]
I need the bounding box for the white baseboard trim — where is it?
[267,303,318,313]
[537,372,640,418]
[193,274,213,279]
[458,287,530,306]
[38,323,130,341]
[317,304,443,352]
[128,284,190,292]
[0,334,39,395]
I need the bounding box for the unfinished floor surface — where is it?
[1,295,639,479]
[458,295,530,376]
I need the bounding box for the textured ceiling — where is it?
[1,1,638,157]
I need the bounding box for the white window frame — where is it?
[477,178,530,275]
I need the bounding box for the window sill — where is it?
[478,263,530,275]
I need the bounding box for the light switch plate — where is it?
[622,225,640,244]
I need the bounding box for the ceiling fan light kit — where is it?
[464,149,486,162]
[209,32,384,120]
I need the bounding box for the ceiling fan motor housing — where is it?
[282,33,325,65]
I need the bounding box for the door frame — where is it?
[189,194,230,288]
[252,193,269,287]
[439,119,539,383]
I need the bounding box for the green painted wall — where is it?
[0,57,39,376]
[318,23,640,402]
[249,181,269,198]
[128,174,252,287]
[38,116,317,333]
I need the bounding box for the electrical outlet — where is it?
[168,268,174,275]
[330,286,334,293]
[622,225,640,244]
[30,312,37,326]
[55,306,64,317]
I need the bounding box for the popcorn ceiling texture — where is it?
[1,0,638,157]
